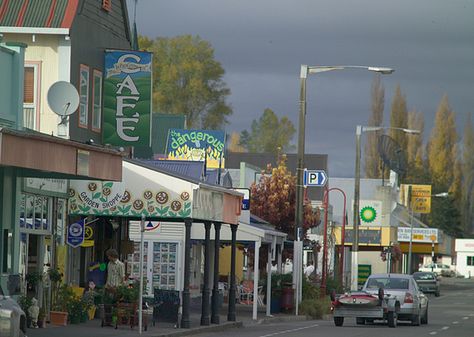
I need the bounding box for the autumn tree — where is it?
[139,35,232,129]
[389,85,409,151]
[425,95,462,236]
[249,155,320,240]
[403,111,428,183]
[364,74,384,178]
[227,132,246,152]
[240,108,296,155]
[461,113,474,234]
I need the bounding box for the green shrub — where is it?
[325,276,344,294]
[302,278,319,300]
[299,297,331,319]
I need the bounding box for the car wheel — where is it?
[356,317,365,325]
[411,313,421,326]
[388,311,397,328]
[435,291,440,297]
[334,317,344,327]
[421,305,428,324]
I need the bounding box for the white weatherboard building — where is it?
[455,239,474,278]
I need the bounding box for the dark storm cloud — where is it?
[130,0,474,176]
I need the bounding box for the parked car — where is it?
[413,272,440,297]
[419,263,455,277]
[331,273,429,327]
[0,277,27,337]
[363,273,428,326]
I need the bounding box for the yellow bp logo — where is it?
[360,206,377,223]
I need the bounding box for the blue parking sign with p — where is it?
[304,169,327,187]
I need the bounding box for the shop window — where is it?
[467,256,474,266]
[92,70,102,131]
[78,64,89,128]
[23,63,41,130]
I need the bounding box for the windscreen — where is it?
[365,277,409,290]
[413,273,435,280]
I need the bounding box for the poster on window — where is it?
[103,50,152,147]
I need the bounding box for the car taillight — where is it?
[404,292,414,303]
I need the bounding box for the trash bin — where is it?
[280,287,294,311]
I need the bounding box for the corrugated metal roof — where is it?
[140,160,205,181]
[0,0,76,28]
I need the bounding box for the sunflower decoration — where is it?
[360,206,377,223]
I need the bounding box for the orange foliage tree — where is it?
[249,155,321,240]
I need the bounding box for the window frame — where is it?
[23,61,41,130]
[91,69,103,132]
[78,64,90,128]
[467,256,474,266]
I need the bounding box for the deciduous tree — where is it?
[240,108,296,155]
[249,155,320,240]
[364,75,384,178]
[139,35,232,129]
[227,132,246,152]
[461,113,474,234]
[389,85,408,150]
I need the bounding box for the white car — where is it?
[419,263,454,277]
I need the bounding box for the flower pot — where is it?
[50,311,68,326]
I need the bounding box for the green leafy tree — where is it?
[240,108,296,154]
[139,35,232,129]
[389,85,408,150]
[249,155,320,240]
[364,74,384,178]
[461,113,474,234]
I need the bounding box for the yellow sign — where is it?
[81,240,94,247]
[430,235,436,242]
[84,226,93,240]
[410,184,432,213]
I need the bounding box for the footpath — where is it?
[27,303,314,337]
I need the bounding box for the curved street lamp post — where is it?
[295,65,394,313]
[352,125,420,290]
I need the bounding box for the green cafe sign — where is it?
[103,50,152,147]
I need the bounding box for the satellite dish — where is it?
[377,135,407,176]
[47,81,80,126]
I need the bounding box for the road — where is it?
[198,278,474,337]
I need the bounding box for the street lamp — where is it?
[295,65,394,311]
[352,125,420,290]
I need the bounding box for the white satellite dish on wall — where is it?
[47,81,80,126]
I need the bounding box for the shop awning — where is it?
[0,128,122,181]
[69,159,242,224]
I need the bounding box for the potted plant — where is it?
[17,295,32,327]
[38,307,46,328]
[49,268,72,326]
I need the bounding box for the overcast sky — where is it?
[129,0,474,177]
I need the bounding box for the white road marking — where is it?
[429,332,437,335]
[453,321,459,324]
[462,316,469,320]
[441,326,449,330]
[469,313,474,317]
[257,324,319,337]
